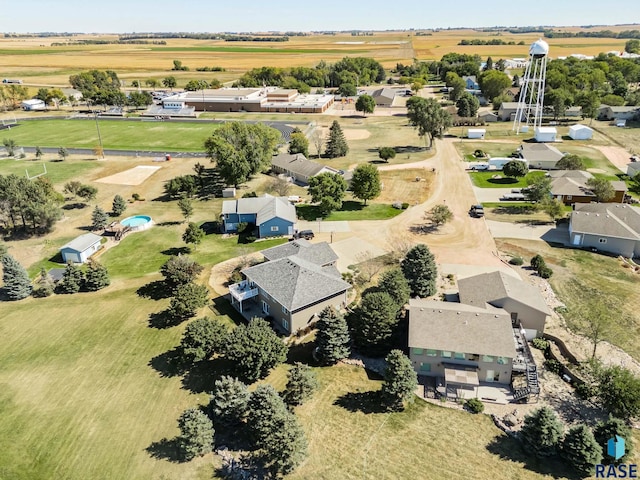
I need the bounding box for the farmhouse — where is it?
[221,194,296,238]
[161,87,334,114]
[518,143,564,169]
[21,99,46,111]
[61,88,83,101]
[60,233,103,263]
[458,271,550,339]
[569,203,640,258]
[229,240,351,334]
[462,76,480,90]
[568,124,593,140]
[371,88,396,107]
[549,170,626,205]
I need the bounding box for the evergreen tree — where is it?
[57,262,84,294]
[177,196,194,222]
[209,375,250,426]
[83,260,110,291]
[282,362,318,407]
[400,244,437,297]
[168,282,209,319]
[350,291,398,355]
[177,408,214,461]
[350,163,381,205]
[381,350,418,411]
[594,416,633,464]
[183,222,205,251]
[520,406,564,457]
[247,384,290,445]
[111,194,127,216]
[33,266,54,297]
[224,318,288,383]
[377,268,411,311]
[315,307,351,365]
[91,205,108,231]
[1,253,32,300]
[324,120,349,158]
[562,424,602,477]
[160,255,204,287]
[180,316,228,363]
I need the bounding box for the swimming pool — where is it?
[120,215,153,231]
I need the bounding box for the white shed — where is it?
[60,233,103,263]
[534,126,557,143]
[568,124,593,140]
[21,99,46,111]
[222,187,236,198]
[468,128,486,139]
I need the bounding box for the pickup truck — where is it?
[469,205,485,217]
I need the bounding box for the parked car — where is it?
[500,193,526,201]
[469,205,485,217]
[293,230,314,240]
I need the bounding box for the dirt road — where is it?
[592,145,633,172]
[335,138,504,267]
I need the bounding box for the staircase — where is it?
[526,364,540,394]
[513,387,531,402]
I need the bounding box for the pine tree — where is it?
[520,406,564,457]
[91,205,108,231]
[33,267,54,297]
[377,268,410,311]
[209,375,250,426]
[183,222,205,251]
[324,120,349,158]
[562,424,602,476]
[315,307,351,365]
[83,260,110,291]
[593,416,633,464]
[177,408,214,461]
[178,196,194,222]
[1,253,32,300]
[111,194,127,217]
[400,244,437,297]
[381,349,418,411]
[282,362,318,407]
[350,291,398,355]
[168,282,208,319]
[57,262,84,294]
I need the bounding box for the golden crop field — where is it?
[0,26,632,87]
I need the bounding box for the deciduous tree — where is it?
[160,255,204,287]
[315,307,351,365]
[556,154,585,170]
[177,408,214,461]
[456,92,480,117]
[325,120,349,158]
[57,147,69,161]
[350,163,381,205]
[1,253,32,300]
[381,350,418,411]
[540,198,565,221]
[503,160,528,180]
[288,132,309,156]
[406,96,452,149]
[308,172,347,215]
[180,317,228,363]
[525,176,552,203]
[378,146,396,162]
[400,244,437,297]
[282,362,318,407]
[77,184,97,204]
[183,222,205,251]
[478,69,511,104]
[162,76,177,90]
[355,94,375,116]
[178,196,194,222]
[425,204,453,228]
[586,177,615,202]
[224,318,288,382]
[597,365,640,420]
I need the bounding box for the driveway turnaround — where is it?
[486,220,569,244]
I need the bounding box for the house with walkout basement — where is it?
[221,194,296,238]
[569,203,640,258]
[549,170,627,205]
[228,240,351,334]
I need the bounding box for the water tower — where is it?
[513,39,549,134]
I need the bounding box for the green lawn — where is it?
[469,171,545,188]
[296,201,402,221]
[0,157,99,184]
[2,119,220,151]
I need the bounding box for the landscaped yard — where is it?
[296,200,402,222]
[469,170,545,188]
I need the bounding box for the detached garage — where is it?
[60,233,103,263]
[568,124,593,140]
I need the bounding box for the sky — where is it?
[1,0,638,33]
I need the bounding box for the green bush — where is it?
[132,193,141,201]
[530,254,545,270]
[401,202,410,209]
[244,235,256,243]
[465,398,485,414]
[538,265,554,279]
[544,359,562,374]
[575,382,597,400]
[509,256,524,266]
[236,222,248,234]
[532,337,549,351]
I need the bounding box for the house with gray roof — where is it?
[60,232,103,263]
[498,102,525,121]
[221,194,296,238]
[371,88,396,107]
[569,203,640,258]
[598,105,640,121]
[270,152,347,186]
[228,240,350,334]
[549,170,626,205]
[518,143,565,169]
[409,300,517,386]
[458,271,551,339]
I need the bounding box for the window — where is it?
[497,357,508,365]
[482,355,494,363]
[282,318,289,330]
[271,226,279,232]
[441,351,452,358]
[411,348,424,355]
[468,354,480,362]
[426,349,437,357]
[599,238,607,244]
[419,363,431,373]
[566,195,572,200]
[261,301,270,315]
[454,352,465,360]
[282,305,289,315]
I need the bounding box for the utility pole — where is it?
[93,110,105,159]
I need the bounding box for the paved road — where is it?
[473,187,519,203]
[487,220,569,244]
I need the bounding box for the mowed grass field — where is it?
[0,27,633,88]
[1,119,219,151]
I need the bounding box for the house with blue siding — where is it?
[463,76,480,90]
[221,194,297,238]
